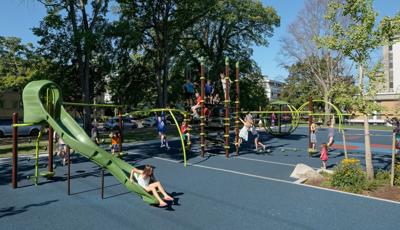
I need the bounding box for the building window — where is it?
[389,62,393,69]
[389,45,393,51]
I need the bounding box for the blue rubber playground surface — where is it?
[1,126,399,229]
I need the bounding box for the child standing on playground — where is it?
[205,80,214,104]
[110,132,120,157]
[156,112,170,149]
[183,79,195,107]
[310,122,317,151]
[320,143,328,169]
[130,165,174,207]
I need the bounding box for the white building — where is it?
[382,36,400,93]
[373,38,400,116]
[261,77,284,100]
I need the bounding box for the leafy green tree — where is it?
[239,71,269,111]
[280,58,356,113]
[34,0,111,132]
[0,36,40,92]
[280,61,323,108]
[181,0,280,83]
[280,0,351,115]
[116,0,213,107]
[319,0,400,180]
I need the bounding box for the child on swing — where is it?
[156,112,170,149]
[130,165,173,207]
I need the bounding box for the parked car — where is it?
[0,119,42,137]
[142,117,158,127]
[104,117,138,130]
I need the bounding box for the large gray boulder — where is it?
[290,163,323,181]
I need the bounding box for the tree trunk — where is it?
[83,55,92,134]
[364,114,374,180]
[360,65,374,180]
[154,59,163,107]
[323,93,330,124]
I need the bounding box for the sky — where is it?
[0,0,399,81]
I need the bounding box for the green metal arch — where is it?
[260,102,300,136]
[129,108,188,166]
[298,100,343,132]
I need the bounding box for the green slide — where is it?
[22,80,159,205]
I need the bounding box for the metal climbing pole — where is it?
[200,59,205,157]
[224,57,230,158]
[308,96,313,150]
[235,62,240,156]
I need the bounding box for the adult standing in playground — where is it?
[183,79,195,107]
[327,119,335,150]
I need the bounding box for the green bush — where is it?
[331,158,367,193]
[394,163,400,186]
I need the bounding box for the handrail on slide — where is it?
[22,80,160,205]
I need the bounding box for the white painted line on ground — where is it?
[205,153,320,170]
[130,152,400,205]
[236,156,300,167]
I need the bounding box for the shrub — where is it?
[394,163,400,186]
[331,158,367,193]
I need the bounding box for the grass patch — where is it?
[0,141,50,158]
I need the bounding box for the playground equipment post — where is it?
[224,57,230,158]
[200,59,205,157]
[235,62,239,156]
[308,96,313,150]
[391,133,396,186]
[118,109,123,154]
[12,112,18,189]
[48,127,54,174]
[101,168,105,199]
[67,146,71,195]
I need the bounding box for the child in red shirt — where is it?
[180,120,191,144]
[320,143,328,169]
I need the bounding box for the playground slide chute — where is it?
[22,80,159,205]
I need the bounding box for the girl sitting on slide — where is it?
[130,165,174,207]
